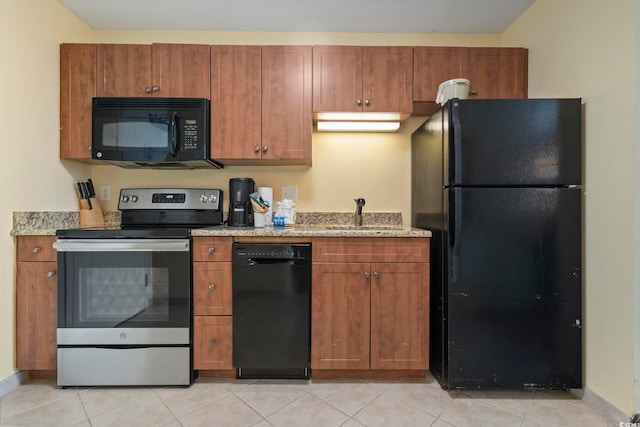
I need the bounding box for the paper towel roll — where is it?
[257,187,273,224]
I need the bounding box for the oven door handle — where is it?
[53,239,190,252]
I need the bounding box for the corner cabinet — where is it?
[413,46,528,102]
[192,237,233,370]
[311,237,430,373]
[312,46,413,115]
[210,45,312,165]
[16,236,58,371]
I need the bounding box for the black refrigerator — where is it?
[411,98,582,389]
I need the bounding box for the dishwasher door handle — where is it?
[244,258,295,266]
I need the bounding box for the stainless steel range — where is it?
[54,188,223,387]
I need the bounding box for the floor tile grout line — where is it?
[303,382,387,420]
[0,383,81,423]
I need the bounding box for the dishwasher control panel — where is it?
[233,243,311,260]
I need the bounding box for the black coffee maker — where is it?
[228,178,255,227]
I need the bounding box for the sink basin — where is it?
[321,225,403,231]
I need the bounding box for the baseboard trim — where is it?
[575,387,630,424]
[0,371,28,398]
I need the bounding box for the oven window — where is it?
[58,250,190,329]
[79,267,170,323]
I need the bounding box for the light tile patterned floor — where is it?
[0,374,619,427]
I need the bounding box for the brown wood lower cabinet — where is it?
[16,236,58,370]
[192,236,234,371]
[311,237,430,373]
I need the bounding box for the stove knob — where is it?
[121,195,130,203]
[200,194,208,203]
[131,195,138,203]
[209,195,217,203]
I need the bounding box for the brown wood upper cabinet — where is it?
[312,46,413,114]
[413,46,528,102]
[210,45,312,165]
[97,44,210,98]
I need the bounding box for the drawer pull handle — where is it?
[373,271,380,279]
[46,271,55,278]
[209,338,216,345]
[208,283,216,291]
[32,247,40,254]
[364,272,370,279]
[208,247,215,254]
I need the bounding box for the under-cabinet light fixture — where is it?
[316,121,401,132]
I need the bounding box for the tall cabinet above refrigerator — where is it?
[411,98,583,389]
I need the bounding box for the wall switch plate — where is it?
[281,186,297,202]
[99,185,111,201]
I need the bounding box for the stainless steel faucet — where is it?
[354,198,366,226]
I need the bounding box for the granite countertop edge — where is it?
[11,211,432,238]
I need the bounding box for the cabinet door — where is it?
[312,45,363,112]
[210,45,262,160]
[193,262,232,316]
[194,316,233,369]
[16,262,57,370]
[370,262,429,370]
[261,46,312,163]
[413,47,469,102]
[468,48,528,99]
[363,46,413,113]
[60,43,96,160]
[96,44,152,97]
[311,262,370,369]
[152,44,211,98]
[192,237,232,262]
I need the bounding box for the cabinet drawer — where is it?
[193,316,233,370]
[193,262,232,315]
[17,236,57,262]
[312,237,429,263]
[193,237,232,262]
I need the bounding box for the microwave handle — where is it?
[170,111,179,156]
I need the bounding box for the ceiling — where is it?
[58,0,535,34]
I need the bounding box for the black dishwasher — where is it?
[232,242,311,379]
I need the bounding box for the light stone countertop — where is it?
[11,211,431,238]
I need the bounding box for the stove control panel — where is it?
[118,188,222,211]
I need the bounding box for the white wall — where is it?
[0,0,93,382]
[502,0,637,415]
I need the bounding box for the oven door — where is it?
[55,238,190,345]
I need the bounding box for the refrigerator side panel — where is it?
[411,109,447,384]
[447,187,582,388]
[448,98,582,187]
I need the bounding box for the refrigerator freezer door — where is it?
[445,187,582,389]
[446,99,582,187]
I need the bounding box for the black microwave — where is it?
[92,97,222,169]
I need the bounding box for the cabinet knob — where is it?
[470,89,477,95]
[32,247,40,254]
[208,283,216,291]
[254,146,260,153]
[86,145,92,151]
[364,272,370,279]
[356,99,362,106]
[364,99,370,106]
[373,271,379,279]
[208,247,215,254]
[144,87,152,93]
[262,146,268,153]
[209,338,216,345]
[152,86,159,92]
[46,271,55,278]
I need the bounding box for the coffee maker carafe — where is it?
[228,178,255,227]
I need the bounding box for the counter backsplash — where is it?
[11,211,402,235]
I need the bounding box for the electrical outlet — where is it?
[281,186,298,202]
[99,185,111,201]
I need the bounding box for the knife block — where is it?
[79,198,105,227]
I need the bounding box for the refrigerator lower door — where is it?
[444,187,582,389]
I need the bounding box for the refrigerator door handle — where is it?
[451,103,463,185]
[449,189,462,283]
